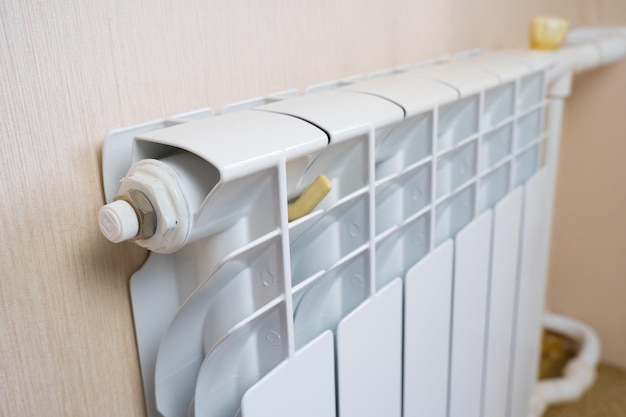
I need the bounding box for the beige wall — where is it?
[1,1,624,415]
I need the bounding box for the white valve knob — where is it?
[98,200,139,243]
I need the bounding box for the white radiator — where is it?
[98,27,626,417]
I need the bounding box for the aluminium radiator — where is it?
[98,27,626,417]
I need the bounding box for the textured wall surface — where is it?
[1,1,625,415]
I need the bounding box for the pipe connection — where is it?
[98,190,156,243]
[98,159,191,253]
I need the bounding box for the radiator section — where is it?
[97,28,626,417]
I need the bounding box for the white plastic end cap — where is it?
[98,200,139,243]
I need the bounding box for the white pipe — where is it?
[528,312,601,417]
[566,27,614,45]
[594,35,626,64]
[547,26,626,83]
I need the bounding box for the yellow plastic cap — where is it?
[530,16,569,51]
